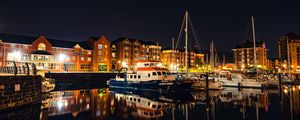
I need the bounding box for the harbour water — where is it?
[1,82,300,120]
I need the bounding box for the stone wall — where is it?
[0,75,42,110]
[45,72,116,83]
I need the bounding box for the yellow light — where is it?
[59,53,66,61]
[284,89,288,94]
[292,87,295,91]
[283,64,287,67]
[121,61,127,67]
[298,85,300,89]
[13,50,21,61]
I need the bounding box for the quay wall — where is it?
[0,75,42,111]
[45,72,117,84]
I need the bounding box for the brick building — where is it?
[0,33,111,71]
[232,40,268,69]
[111,37,161,70]
[162,48,204,70]
[278,32,300,72]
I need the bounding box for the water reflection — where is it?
[39,86,300,120]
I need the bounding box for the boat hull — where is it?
[220,80,266,88]
[107,79,194,92]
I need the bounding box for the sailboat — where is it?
[174,11,222,90]
[214,16,268,88]
[209,41,220,71]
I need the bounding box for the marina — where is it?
[3,81,297,120]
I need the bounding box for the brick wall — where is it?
[0,75,42,110]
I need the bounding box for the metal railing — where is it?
[0,61,37,75]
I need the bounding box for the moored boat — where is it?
[107,61,194,92]
[215,70,267,88]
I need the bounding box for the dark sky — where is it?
[0,0,300,57]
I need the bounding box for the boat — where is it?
[192,80,223,90]
[111,90,170,119]
[107,61,195,92]
[215,70,267,88]
[42,78,55,93]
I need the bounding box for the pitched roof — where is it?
[78,41,92,50]
[47,38,78,48]
[0,33,87,49]
[145,41,158,45]
[286,32,300,39]
[234,40,265,49]
[0,33,37,44]
[89,36,101,41]
[112,37,146,44]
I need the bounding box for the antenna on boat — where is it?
[251,16,257,68]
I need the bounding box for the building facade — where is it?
[232,40,268,70]
[111,38,161,70]
[162,48,204,71]
[0,33,111,72]
[278,32,300,72]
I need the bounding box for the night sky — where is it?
[1,0,300,58]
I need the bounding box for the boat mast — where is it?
[287,36,291,78]
[251,16,257,68]
[185,11,189,78]
[172,37,174,70]
[210,41,215,70]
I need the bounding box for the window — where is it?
[152,72,157,76]
[105,45,107,48]
[87,57,91,62]
[81,57,84,61]
[152,105,157,109]
[88,51,92,54]
[98,44,102,49]
[157,72,162,75]
[148,73,150,77]
[138,75,141,79]
[38,43,46,50]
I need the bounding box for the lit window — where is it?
[88,57,91,61]
[98,44,102,49]
[38,43,46,50]
[81,57,84,61]
[105,45,107,48]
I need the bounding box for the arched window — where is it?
[38,43,46,50]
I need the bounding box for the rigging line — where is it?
[243,19,252,42]
[213,44,220,65]
[175,14,186,50]
[188,16,205,54]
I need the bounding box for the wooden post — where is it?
[205,72,209,89]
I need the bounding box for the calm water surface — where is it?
[3,83,300,120]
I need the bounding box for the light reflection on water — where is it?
[39,85,300,120]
